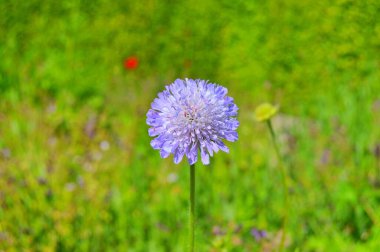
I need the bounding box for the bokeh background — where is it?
[1,0,380,251]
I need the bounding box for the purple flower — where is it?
[250,228,267,241]
[146,78,239,165]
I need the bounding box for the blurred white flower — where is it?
[100,140,110,151]
[167,173,178,183]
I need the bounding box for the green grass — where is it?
[1,0,380,251]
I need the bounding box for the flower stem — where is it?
[189,164,195,252]
[266,120,289,252]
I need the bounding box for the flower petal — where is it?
[201,147,210,165]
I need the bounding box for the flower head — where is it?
[146,78,239,165]
[254,103,278,122]
[124,56,138,70]
[250,228,268,242]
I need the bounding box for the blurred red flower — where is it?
[124,56,138,70]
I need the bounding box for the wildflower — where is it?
[212,226,225,236]
[65,183,76,192]
[255,101,288,251]
[99,140,110,151]
[254,103,278,122]
[146,78,239,165]
[250,228,268,241]
[167,173,178,183]
[124,56,138,70]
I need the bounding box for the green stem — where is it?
[267,120,289,252]
[189,164,195,252]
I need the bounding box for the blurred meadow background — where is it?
[1,0,380,251]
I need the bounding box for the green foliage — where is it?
[1,0,380,251]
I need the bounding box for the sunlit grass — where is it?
[1,0,380,251]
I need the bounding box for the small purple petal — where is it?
[174,150,185,164]
[201,147,210,165]
[216,140,229,153]
[187,143,198,165]
[205,142,214,157]
[151,139,162,149]
[148,127,162,137]
[160,149,170,158]
[225,131,238,142]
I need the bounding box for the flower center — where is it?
[183,108,198,122]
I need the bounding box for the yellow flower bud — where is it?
[254,103,278,122]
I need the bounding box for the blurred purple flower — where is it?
[250,228,267,241]
[320,149,331,165]
[146,78,239,165]
[212,225,226,236]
